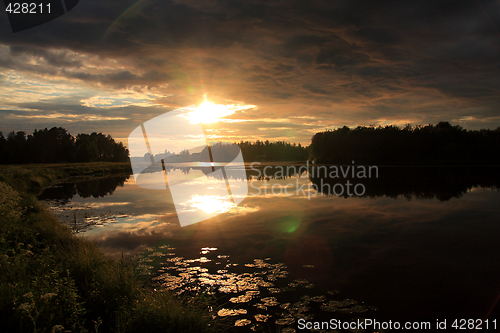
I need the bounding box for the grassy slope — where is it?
[0,164,218,333]
[0,162,133,194]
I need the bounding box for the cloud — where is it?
[9,45,83,68]
[1,0,500,144]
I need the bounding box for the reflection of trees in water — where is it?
[143,163,249,180]
[205,165,500,201]
[38,174,130,202]
[142,163,198,175]
[309,167,500,201]
[38,183,77,203]
[245,165,304,180]
[63,166,500,202]
[76,175,129,198]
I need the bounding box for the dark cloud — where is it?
[10,45,82,68]
[61,69,172,87]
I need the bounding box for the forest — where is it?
[310,122,500,165]
[237,140,308,161]
[140,140,310,163]
[0,127,129,164]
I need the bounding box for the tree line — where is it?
[0,127,129,164]
[6,121,495,166]
[237,140,308,161]
[311,122,500,165]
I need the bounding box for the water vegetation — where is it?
[0,168,218,333]
[140,245,377,333]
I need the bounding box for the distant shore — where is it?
[0,162,132,194]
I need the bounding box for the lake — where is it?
[39,164,500,332]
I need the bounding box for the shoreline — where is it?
[0,162,218,333]
[0,162,132,194]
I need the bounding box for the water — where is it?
[39,165,500,332]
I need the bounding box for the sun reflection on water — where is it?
[188,195,235,214]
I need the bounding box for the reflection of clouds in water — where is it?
[89,215,181,260]
[81,212,178,237]
[75,174,263,258]
[117,214,169,223]
[82,197,266,259]
[86,202,131,208]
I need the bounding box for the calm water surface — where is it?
[39,165,500,332]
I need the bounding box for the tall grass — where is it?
[0,173,219,332]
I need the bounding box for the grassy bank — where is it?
[0,162,133,194]
[0,164,219,333]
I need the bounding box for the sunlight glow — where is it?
[185,96,255,124]
[188,101,236,124]
[189,195,235,214]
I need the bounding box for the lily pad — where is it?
[229,294,253,303]
[217,308,247,317]
[276,317,295,325]
[235,319,252,327]
[254,314,272,322]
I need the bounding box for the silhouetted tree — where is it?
[112,141,129,162]
[6,131,28,164]
[74,142,99,162]
[0,132,7,164]
[28,127,75,163]
[74,132,129,163]
[0,127,129,164]
[311,122,500,165]
[237,140,308,161]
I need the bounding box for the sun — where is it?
[184,95,256,124]
[187,96,236,124]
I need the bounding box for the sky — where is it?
[1,0,500,146]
